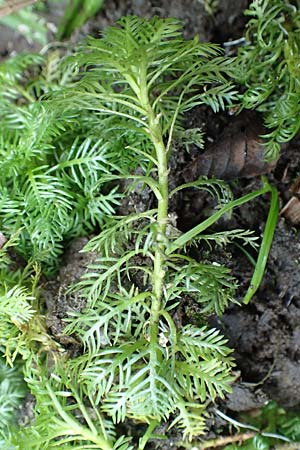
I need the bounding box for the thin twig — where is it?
[197,432,256,449]
[181,432,257,450]
[0,0,38,18]
[273,445,300,450]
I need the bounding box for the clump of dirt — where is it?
[88,0,251,44]
[44,237,94,347]
[212,0,249,43]
[219,218,300,408]
[89,0,211,40]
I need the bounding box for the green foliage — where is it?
[0,234,35,363]
[237,0,300,159]
[0,14,278,449]
[53,16,241,440]
[0,234,60,366]
[0,50,122,272]
[0,357,133,450]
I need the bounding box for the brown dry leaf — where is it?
[182,112,277,182]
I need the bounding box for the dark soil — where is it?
[2,0,300,448]
[215,213,300,409]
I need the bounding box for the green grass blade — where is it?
[243,183,279,304]
[167,182,271,255]
[57,0,104,40]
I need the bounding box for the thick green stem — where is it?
[150,127,168,349]
[150,124,168,363]
[139,70,169,361]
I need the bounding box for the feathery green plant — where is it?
[236,0,300,159]
[0,50,122,272]
[0,15,279,449]
[46,16,275,444]
[49,15,240,441]
[0,231,61,369]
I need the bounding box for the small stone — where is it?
[0,232,7,249]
